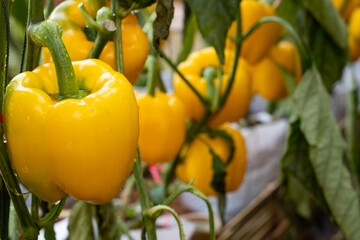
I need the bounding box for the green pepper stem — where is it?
[78,3,114,59]
[89,33,112,59]
[218,193,226,226]
[219,6,242,108]
[112,1,138,74]
[0,143,39,240]
[203,66,216,101]
[157,49,208,107]
[0,1,39,239]
[113,0,124,74]
[211,65,223,112]
[133,147,157,240]
[45,0,54,19]
[29,20,81,100]
[146,54,157,96]
[152,183,216,240]
[146,205,185,240]
[31,195,39,221]
[23,0,44,72]
[38,196,66,228]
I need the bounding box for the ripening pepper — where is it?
[250,41,302,101]
[4,59,139,204]
[332,0,360,21]
[42,0,149,84]
[173,47,252,127]
[136,91,186,164]
[226,0,282,64]
[176,126,247,196]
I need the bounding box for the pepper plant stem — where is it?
[133,147,157,240]
[23,0,44,72]
[29,20,81,100]
[146,53,157,96]
[45,0,54,19]
[0,178,10,239]
[0,143,39,240]
[31,195,40,221]
[218,193,226,226]
[78,3,114,59]
[158,49,208,108]
[220,8,242,108]
[211,66,222,112]
[0,1,39,239]
[113,0,124,74]
[88,33,112,59]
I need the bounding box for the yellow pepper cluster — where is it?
[4,0,304,203]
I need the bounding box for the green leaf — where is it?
[153,0,174,49]
[185,0,240,64]
[303,0,348,50]
[150,185,166,205]
[345,68,360,181]
[68,201,96,240]
[293,66,360,240]
[206,129,235,166]
[209,149,227,194]
[177,13,197,64]
[286,176,312,219]
[206,128,235,194]
[276,0,302,34]
[304,16,347,91]
[96,202,121,240]
[282,120,329,212]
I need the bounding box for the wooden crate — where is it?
[217,182,288,240]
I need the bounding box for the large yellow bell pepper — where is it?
[4,59,139,204]
[42,0,149,84]
[136,91,186,164]
[176,126,247,196]
[173,47,252,127]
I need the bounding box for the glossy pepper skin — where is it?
[250,41,302,101]
[136,91,186,164]
[173,47,252,127]
[348,8,360,61]
[226,0,282,64]
[4,59,139,204]
[176,126,247,196]
[42,0,149,84]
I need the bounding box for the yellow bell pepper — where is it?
[173,47,252,127]
[42,0,149,85]
[226,0,282,65]
[176,126,247,196]
[250,41,302,101]
[136,91,186,164]
[4,59,139,204]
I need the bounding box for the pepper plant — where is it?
[1,0,360,240]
